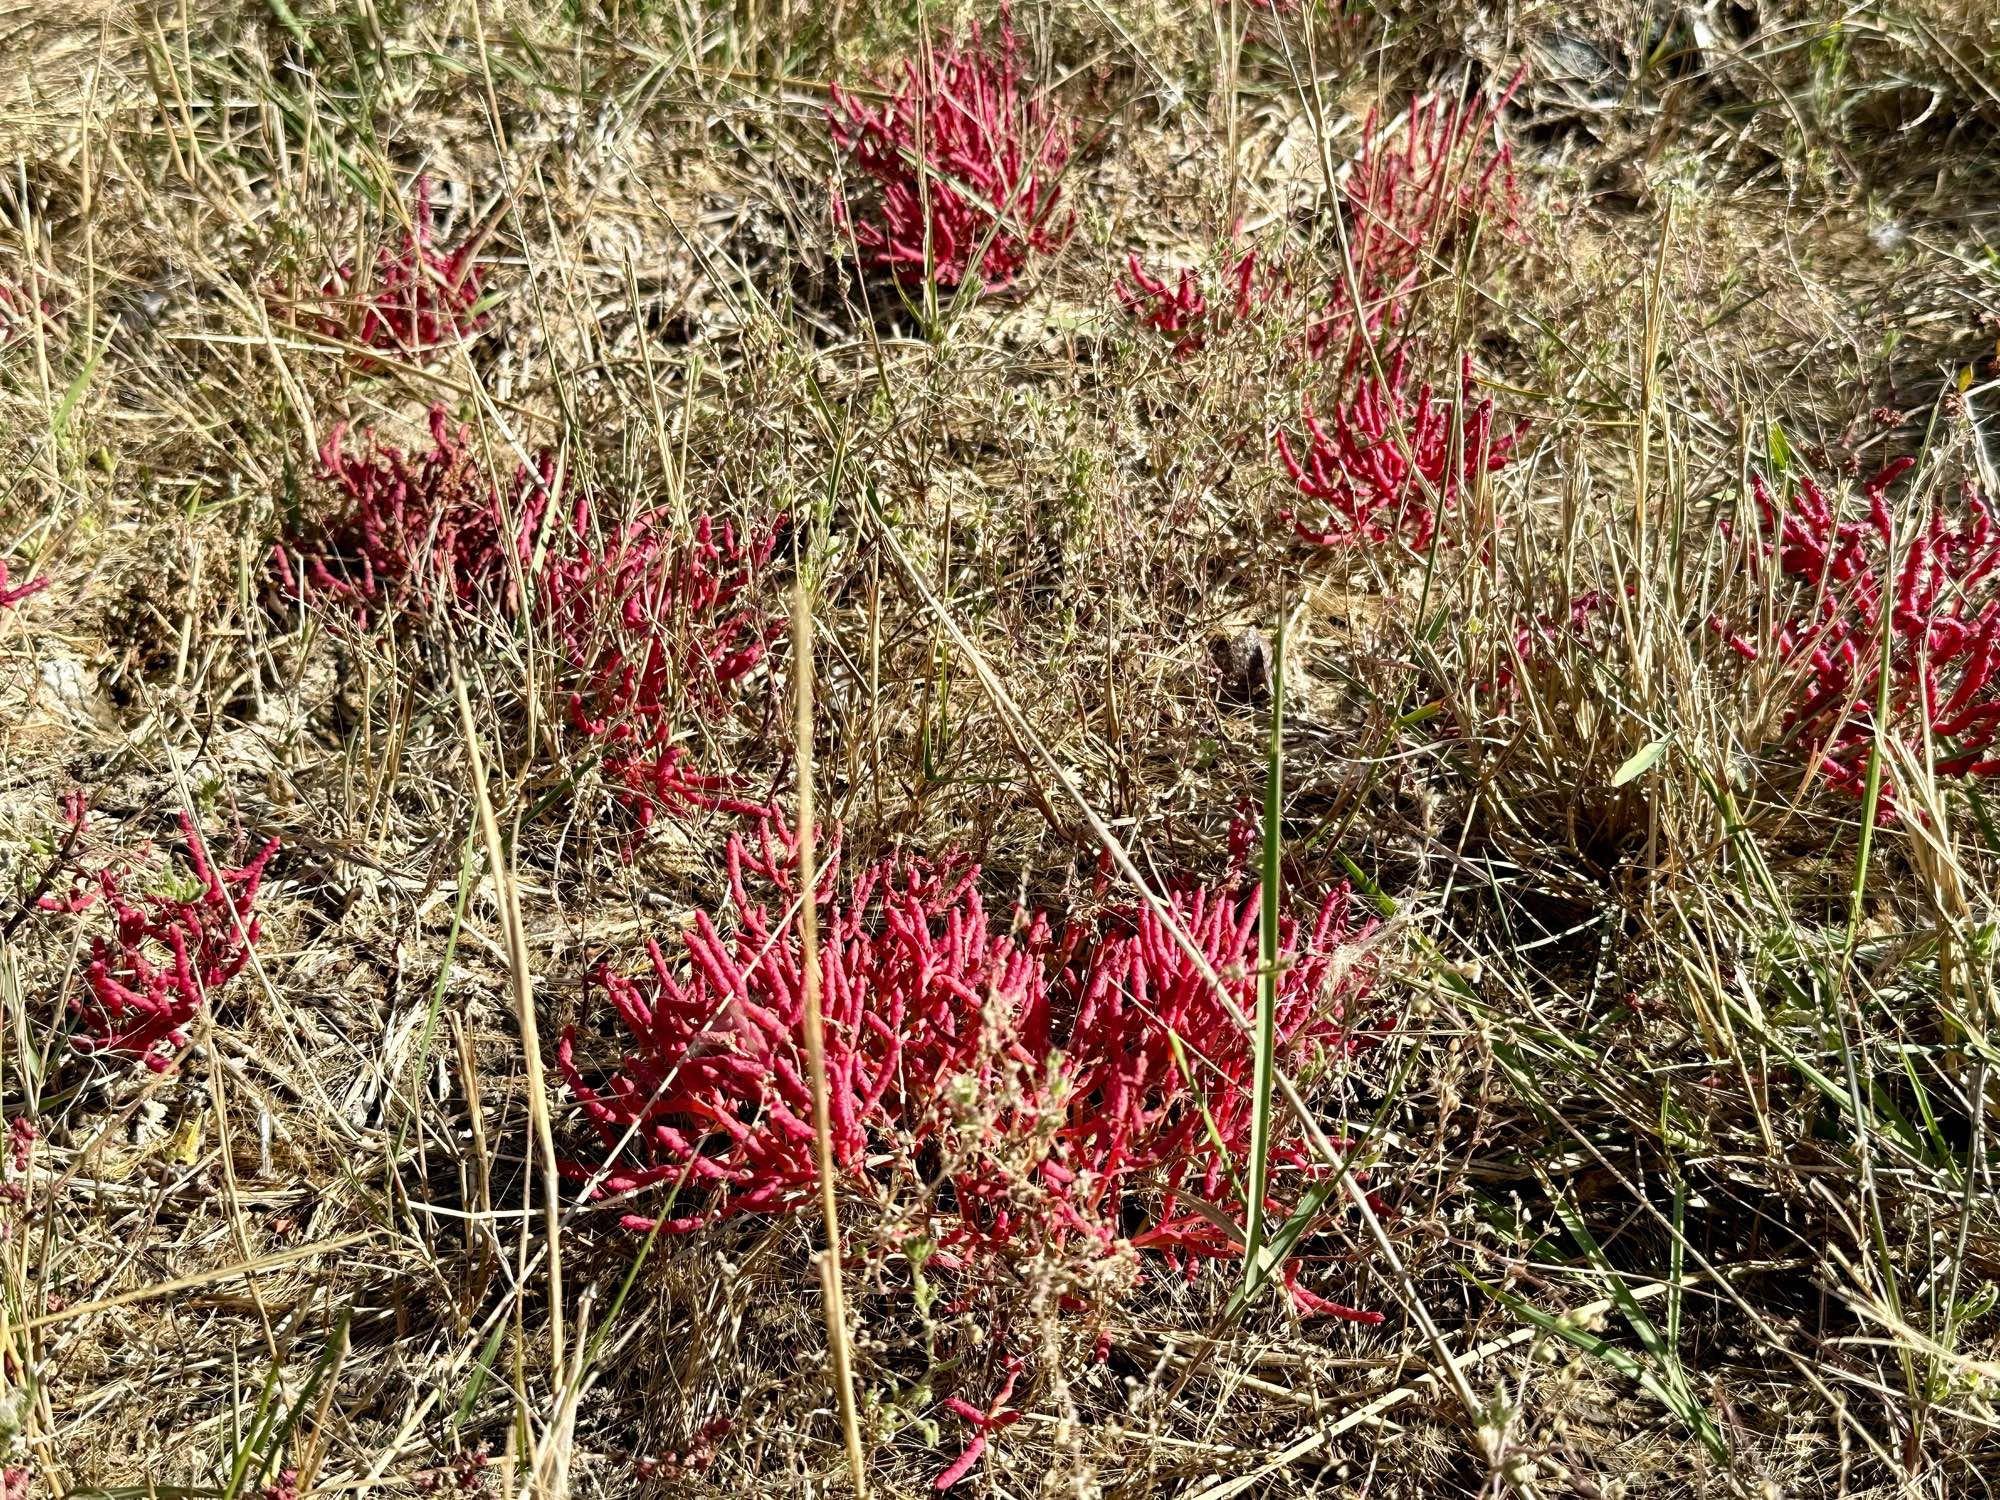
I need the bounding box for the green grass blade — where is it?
[1240,609,1285,1295]
[1463,1269,1730,1462]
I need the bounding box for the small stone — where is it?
[1209,627,1270,708]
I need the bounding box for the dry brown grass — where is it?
[4,1,2000,1496]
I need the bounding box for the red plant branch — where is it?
[1309,80,1522,365]
[828,18,1074,292]
[0,560,48,609]
[1047,878,1384,1322]
[1116,249,1269,358]
[934,1354,1023,1490]
[540,504,785,841]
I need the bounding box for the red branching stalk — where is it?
[0,560,48,608]
[562,825,1382,1318]
[54,812,278,1073]
[1721,456,2000,808]
[1248,81,1522,548]
[1277,351,1520,551]
[1116,249,1269,358]
[274,406,555,627]
[540,504,785,840]
[1309,81,1522,365]
[827,18,1074,292]
[316,177,487,361]
[934,1354,1024,1491]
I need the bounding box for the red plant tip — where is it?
[37,792,99,916]
[1722,455,2000,813]
[66,815,278,1072]
[314,176,488,362]
[0,559,48,609]
[279,405,555,627]
[828,18,1074,292]
[1279,352,1521,552]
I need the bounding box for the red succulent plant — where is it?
[314,177,488,362]
[828,18,1074,292]
[273,405,555,628]
[1277,351,1521,552]
[1116,248,1270,358]
[1720,456,2000,810]
[48,808,278,1073]
[1309,80,1522,366]
[540,503,785,841]
[560,817,1383,1323]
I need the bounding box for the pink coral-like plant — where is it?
[315,177,488,362]
[274,405,554,627]
[828,18,1074,292]
[1045,877,1384,1322]
[1277,351,1521,551]
[559,821,1052,1230]
[562,827,1384,1485]
[561,819,1382,1318]
[276,413,781,847]
[1720,456,2000,808]
[56,813,278,1072]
